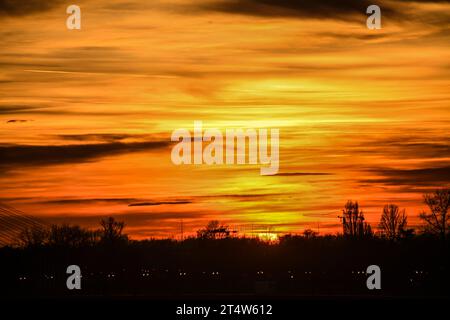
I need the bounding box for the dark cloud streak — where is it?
[197,0,391,20]
[362,165,450,186]
[129,201,192,207]
[195,0,450,24]
[0,0,64,16]
[0,141,170,172]
[274,172,332,177]
[6,119,29,123]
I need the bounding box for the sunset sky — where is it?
[1,0,449,239]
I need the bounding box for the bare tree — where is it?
[48,224,99,247]
[100,217,128,244]
[302,229,318,239]
[339,201,372,238]
[197,220,230,239]
[379,204,407,240]
[420,188,450,240]
[18,226,49,248]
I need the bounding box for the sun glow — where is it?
[257,233,279,243]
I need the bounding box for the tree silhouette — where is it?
[302,229,318,239]
[420,188,450,241]
[18,226,49,248]
[340,201,372,238]
[99,217,128,244]
[379,204,407,241]
[197,220,231,239]
[16,219,126,248]
[48,224,99,247]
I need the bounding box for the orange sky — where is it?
[1,0,449,239]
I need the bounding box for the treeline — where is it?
[195,188,450,242]
[337,188,450,241]
[16,217,128,248]
[7,188,450,249]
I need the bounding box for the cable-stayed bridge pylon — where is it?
[0,202,48,247]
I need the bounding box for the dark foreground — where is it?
[1,236,449,299]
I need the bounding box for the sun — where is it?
[257,232,279,243]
